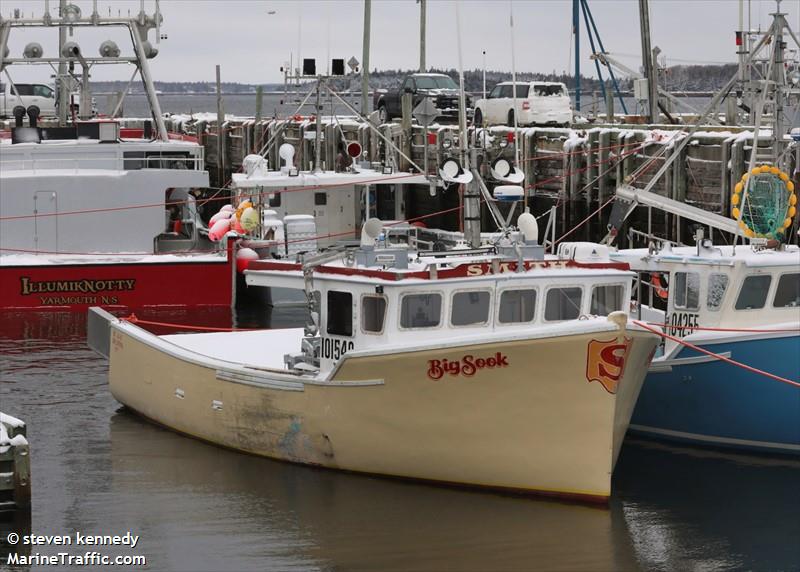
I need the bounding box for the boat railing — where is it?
[0,151,205,173]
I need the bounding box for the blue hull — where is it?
[631,335,800,454]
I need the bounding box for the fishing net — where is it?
[731,166,797,239]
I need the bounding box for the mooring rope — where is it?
[632,319,800,388]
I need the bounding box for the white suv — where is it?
[473,82,572,128]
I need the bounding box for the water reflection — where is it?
[1,309,799,571]
[614,438,800,571]
[107,411,638,572]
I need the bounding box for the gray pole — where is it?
[638,0,658,123]
[57,0,69,125]
[772,12,785,163]
[314,79,323,172]
[131,21,168,141]
[361,0,371,117]
[216,64,224,180]
[419,0,426,72]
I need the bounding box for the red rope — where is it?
[633,319,800,388]
[121,314,260,332]
[645,322,800,334]
[550,196,616,248]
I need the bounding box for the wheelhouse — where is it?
[246,249,636,372]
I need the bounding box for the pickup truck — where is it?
[0,82,57,118]
[374,73,472,124]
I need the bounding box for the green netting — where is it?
[742,173,791,238]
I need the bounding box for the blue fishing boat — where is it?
[613,243,800,454]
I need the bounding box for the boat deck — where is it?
[161,328,305,370]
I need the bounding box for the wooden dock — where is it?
[0,413,31,517]
[180,114,796,246]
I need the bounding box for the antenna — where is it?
[361,218,383,246]
[279,143,296,170]
[517,212,539,243]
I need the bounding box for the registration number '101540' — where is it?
[320,337,354,361]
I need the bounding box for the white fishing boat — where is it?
[89,215,660,502]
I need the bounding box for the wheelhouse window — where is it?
[674,272,700,310]
[400,293,441,329]
[706,273,729,311]
[451,290,490,326]
[735,275,772,310]
[590,285,624,315]
[773,273,800,308]
[361,295,387,334]
[326,291,353,337]
[498,289,537,324]
[544,287,583,321]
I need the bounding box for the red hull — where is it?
[0,254,233,312]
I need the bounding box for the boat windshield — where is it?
[415,76,458,90]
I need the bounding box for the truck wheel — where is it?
[378,104,389,124]
[507,110,515,126]
[473,109,483,127]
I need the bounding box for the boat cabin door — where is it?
[664,270,701,339]
[33,191,58,252]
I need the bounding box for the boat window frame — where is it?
[589,283,626,316]
[734,273,773,311]
[543,284,585,322]
[771,272,800,309]
[672,271,701,311]
[706,272,730,312]
[497,287,538,325]
[360,293,389,335]
[449,288,493,328]
[326,290,354,338]
[398,290,444,331]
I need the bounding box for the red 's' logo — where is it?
[427,352,509,380]
[586,337,633,394]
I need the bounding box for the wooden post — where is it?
[255,85,263,125]
[605,85,614,122]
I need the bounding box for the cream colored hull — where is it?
[108,324,657,502]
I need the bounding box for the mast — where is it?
[455,1,481,248]
[418,0,426,72]
[361,0,371,117]
[57,0,68,125]
[573,0,581,112]
[638,0,658,122]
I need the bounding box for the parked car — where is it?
[374,73,472,124]
[473,81,572,128]
[0,82,56,118]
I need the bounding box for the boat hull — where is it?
[107,321,658,502]
[0,255,233,311]
[631,334,800,454]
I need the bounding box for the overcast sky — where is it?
[5,0,800,83]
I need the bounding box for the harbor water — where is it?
[1,308,798,571]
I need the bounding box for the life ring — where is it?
[652,273,668,299]
[732,164,796,238]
